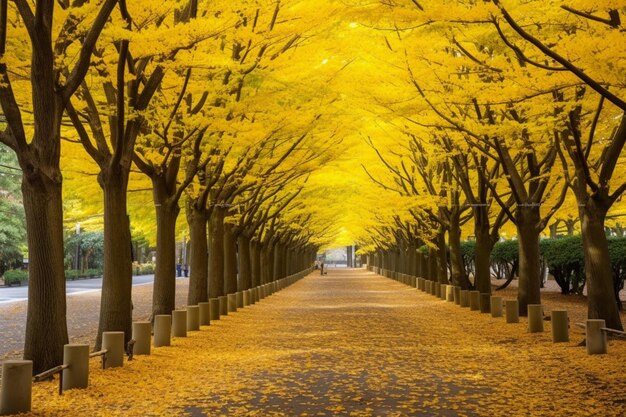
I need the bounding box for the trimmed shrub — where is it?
[4,269,28,286]
[490,239,518,282]
[139,263,155,275]
[608,237,626,309]
[540,236,585,294]
[460,240,476,278]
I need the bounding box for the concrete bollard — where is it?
[219,296,228,316]
[198,302,210,326]
[424,280,430,294]
[227,294,237,313]
[479,293,491,314]
[469,291,481,311]
[62,344,89,391]
[132,322,152,355]
[586,319,608,355]
[551,310,569,343]
[254,287,260,302]
[460,290,469,308]
[102,331,124,368]
[172,310,188,338]
[454,286,461,305]
[446,285,454,302]
[505,300,519,323]
[528,304,544,333]
[236,292,244,308]
[439,284,447,300]
[187,305,200,331]
[490,296,503,318]
[0,360,32,415]
[243,290,250,306]
[153,315,172,347]
[209,298,220,321]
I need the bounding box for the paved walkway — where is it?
[26,268,626,416]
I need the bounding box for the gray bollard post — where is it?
[254,287,260,302]
[424,280,430,294]
[505,300,519,323]
[490,296,503,318]
[153,314,172,347]
[62,344,89,391]
[219,296,228,315]
[454,286,461,305]
[243,290,250,306]
[479,293,491,314]
[460,290,469,308]
[446,285,454,302]
[198,302,210,326]
[209,298,220,321]
[102,331,124,368]
[551,310,569,343]
[0,360,32,415]
[528,304,544,333]
[132,322,152,355]
[187,305,200,331]
[172,310,188,337]
[227,294,237,312]
[586,319,608,355]
[469,291,481,311]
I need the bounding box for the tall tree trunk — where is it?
[22,173,69,373]
[186,202,208,305]
[516,207,541,316]
[250,240,261,288]
[448,212,468,288]
[208,207,225,298]
[223,222,238,295]
[436,230,448,283]
[238,234,252,290]
[95,171,133,349]
[428,247,438,281]
[580,199,623,330]
[273,243,284,281]
[474,212,497,293]
[152,198,180,317]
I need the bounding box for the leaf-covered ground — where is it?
[22,269,626,416]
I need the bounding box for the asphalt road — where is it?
[0,274,157,304]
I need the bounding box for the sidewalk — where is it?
[21,269,626,416]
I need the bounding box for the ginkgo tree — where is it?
[0,0,121,373]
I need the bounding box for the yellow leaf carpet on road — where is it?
[26,269,626,416]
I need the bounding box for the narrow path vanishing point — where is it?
[29,268,626,417]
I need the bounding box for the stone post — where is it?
[153,314,172,347]
[469,291,481,311]
[187,305,200,331]
[490,296,503,318]
[0,360,32,415]
[551,310,569,343]
[172,310,188,338]
[528,304,544,333]
[586,319,608,355]
[209,298,220,321]
[62,344,89,391]
[198,302,210,326]
[132,322,152,355]
[505,300,519,323]
[102,331,124,368]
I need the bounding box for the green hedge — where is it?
[460,236,626,299]
[65,269,103,280]
[3,269,28,286]
[540,236,584,294]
